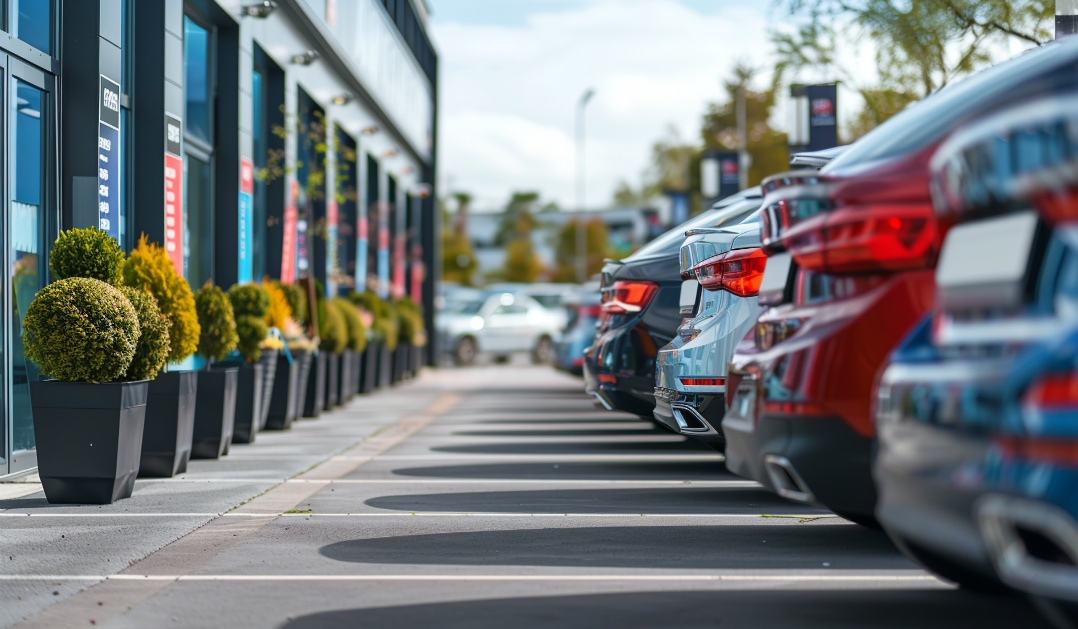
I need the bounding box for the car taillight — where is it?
[580,304,603,317]
[754,317,804,351]
[680,377,725,387]
[693,248,767,297]
[602,281,658,315]
[784,203,939,274]
[1024,372,1078,411]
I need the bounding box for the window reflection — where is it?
[14,0,52,54]
[183,154,213,289]
[184,17,211,143]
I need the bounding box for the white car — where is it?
[437,292,563,366]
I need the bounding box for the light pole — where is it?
[575,88,595,284]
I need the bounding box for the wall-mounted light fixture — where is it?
[240,1,278,18]
[360,126,380,136]
[331,93,353,106]
[400,166,414,175]
[290,50,320,66]
[415,183,432,199]
[383,149,398,158]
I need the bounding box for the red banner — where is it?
[164,153,183,275]
[281,180,298,283]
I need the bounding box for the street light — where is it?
[575,88,595,284]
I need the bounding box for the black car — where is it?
[583,190,763,419]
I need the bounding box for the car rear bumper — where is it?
[653,391,726,445]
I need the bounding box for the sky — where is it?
[429,0,779,211]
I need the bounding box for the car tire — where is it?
[454,337,478,367]
[532,336,555,365]
[891,535,1011,594]
[833,510,882,529]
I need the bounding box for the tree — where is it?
[495,191,541,247]
[502,238,542,283]
[551,218,610,283]
[441,193,477,285]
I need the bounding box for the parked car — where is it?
[874,93,1078,620]
[584,189,763,418]
[722,37,1078,527]
[654,147,845,449]
[553,283,601,376]
[488,282,577,330]
[437,292,563,366]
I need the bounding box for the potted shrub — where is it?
[380,298,401,386]
[121,287,175,475]
[276,282,315,419]
[318,294,347,408]
[333,297,368,404]
[274,317,315,428]
[25,277,144,504]
[226,284,273,443]
[351,291,389,391]
[263,281,308,430]
[396,298,426,380]
[353,299,377,395]
[192,282,239,458]
[123,235,202,476]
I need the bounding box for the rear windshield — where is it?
[627,198,761,260]
[826,40,1078,171]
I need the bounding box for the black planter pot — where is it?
[378,344,392,388]
[266,350,307,430]
[227,362,263,444]
[302,351,326,418]
[360,342,379,394]
[138,370,198,477]
[291,350,313,420]
[325,351,340,408]
[31,380,148,504]
[350,350,362,396]
[336,349,354,405]
[410,344,423,378]
[392,344,407,383]
[257,349,279,430]
[192,367,238,459]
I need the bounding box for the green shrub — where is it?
[379,298,400,351]
[349,291,397,348]
[278,282,308,325]
[195,282,238,363]
[49,228,125,286]
[235,315,267,363]
[120,286,170,381]
[333,297,368,354]
[317,297,347,353]
[396,298,426,347]
[123,235,200,362]
[229,284,270,319]
[24,277,139,383]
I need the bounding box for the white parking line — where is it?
[0,511,833,519]
[354,455,724,462]
[0,574,940,583]
[280,479,760,486]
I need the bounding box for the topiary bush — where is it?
[194,282,238,363]
[379,298,400,351]
[333,297,368,354]
[350,291,396,347]
[229,284,270,319]
[120,286,170,381]
[396,298,426,347]
[123,235,200,362]
[49,227,126,286]
[317,297,347,353]
[23,277,140,383]
[262,281,292,330]
[278,282,308,326]
[235,315,268,363]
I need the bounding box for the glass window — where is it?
[11,80,47,457]
[628,198,760,260]
[184,17,211,144]
[184,154,213,289]
[13,0,52,54]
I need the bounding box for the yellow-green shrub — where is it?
[195,282,238,363]
[121,286,170,381]
[123,235,200,362]
[262,281,292,330]
[49,228,125,286]
[317,297,347,353]
[279,282,308,325]
[333,297,368,354]
[235,315,268,363]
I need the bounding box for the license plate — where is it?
[725,379,757,430]
[937,211,1039,310]
[679,279,700,315]
[758,252,792,304]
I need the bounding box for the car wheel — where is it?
[532,336,555,364]
[892,535,1011,594]
[454,337,478,366]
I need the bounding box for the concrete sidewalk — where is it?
[0,370,446,628]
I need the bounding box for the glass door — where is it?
[5,57,55,476]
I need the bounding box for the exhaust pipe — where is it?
[671,404,714,433]
[978,495,1078,602]
[764,455,816,504]
[590,391,614,411]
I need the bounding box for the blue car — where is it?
[873,92,1078,623]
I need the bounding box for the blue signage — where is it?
[98,76,121,239]
[238,159,254,284]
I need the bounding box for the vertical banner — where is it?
[377,201,390,299]
[238,158,254,284]
[281,180,298,283]
[392,233,406,299]
[410,243,424,304]
[701,150,740,205]
[97,76,121,240]
[805,84,838,152]
[326,199,339,297]
[164,114,184,275]
[356,206,368,292]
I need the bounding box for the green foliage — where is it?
[234,315,267,363]
[332,297,368,353]
[23,277,139,383]
[228,284,270,319]
[49,228,126,286]
[442,195,478,286]
[194,282,238,363]
[317,297,347,353]
[278,282,308,325]
[379,299,400,351]
[502,239,542,284]
[123,235,200,362]
[552,218,611,283]
[349,291,397,348]
[120,286,170,381]
[395,299,426,347]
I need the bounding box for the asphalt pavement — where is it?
[1,366,1052,628]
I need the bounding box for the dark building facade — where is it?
[1,0,438,478]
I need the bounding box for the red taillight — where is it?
[597,373,617,384]
[680,377,725,387]
[693,248,767,297]
[602,281,658,315]
[1024,373,1078,409]
[580,304,603,317]
[572,356,584,367]
[1032,186,1078,225]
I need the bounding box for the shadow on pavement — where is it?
[431,439,715,455]
[455,428,669,437]
[281,588,1047,629]
[319,525,907,570]
[474,416,644,425]
[387,461,734,481]
[363,487,826,515]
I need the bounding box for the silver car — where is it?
[652,202,765,449]
[437,292,563,366]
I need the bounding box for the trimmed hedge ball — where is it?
[49,228,126,286]
[121,286,171,381]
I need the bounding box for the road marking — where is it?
[0,511,833,519]
[0,574,941,583]
[280,479,760,486]
[348,455,724,462]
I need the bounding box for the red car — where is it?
[721,39,1078,526]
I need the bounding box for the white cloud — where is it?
[431,0,771,210]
